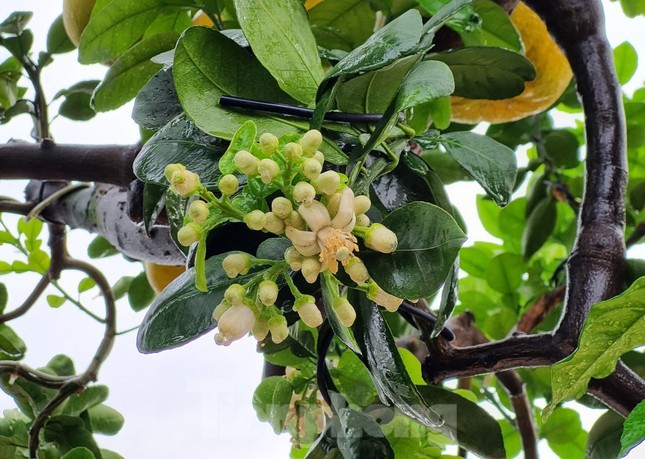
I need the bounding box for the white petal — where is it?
[298,200,331,232]
[331,188,355,230]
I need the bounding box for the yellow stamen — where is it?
[316,226,359,273]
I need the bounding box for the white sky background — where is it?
[0,1,643,458]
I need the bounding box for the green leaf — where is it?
[432,259,459,338]
[256,237,293,260]
[132,68,182,130]
[92,32,177,111]
[308,0,375,52]
[362,202,466,299]
[0,283,8,314]
[486,253,524,294]
[234,0,323,104]
[142,183,166,236]
[44,415,101,457]
[620,400,645,456]
[397,348,425,386]
[459,0,522,52]
[543,130,580,169]
[427,47,535,99]
[219,120,257,175]
[540,407,583,445]
[352,292,443,428]
[619,0,645,17]
[134,115,227,187]
[396,60,455,111]
[331,350,377,407]
[0,324,26,360]
[0,12,32,35]
[46,15,75,55]
[46,294,67,308]
[320,273,360,354]
[61,447,95,459]
[252,376,293,434]
[137,252,260,353]
[336,407,394,459]
[87,235,118,259]
[439,131,517,206]
[586,411,624,459]
[55,80,100,121]
[522,196,556,259]
[17,217,42,240]
[100,449,124,459]
[545,277,645,418]
[613,41,638,86]
[371,153,435,212]
[127,271,155,312]
[62,385,109,416]
[88,404,125,436]
[143,9,192,39]
[2,30,34,60]
[46,354,76,376]
[419,0,474,34]
[416,385,506,458]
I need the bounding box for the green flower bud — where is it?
[188,199,209,224]
[271,197,293,219]
[171,170,200,196]
[252,319,269,341]
[222,253,251,278]
[312,171,340,196]
[299,129,323,156]
[245,210,267,231]
[234,150,259,175]
[302,158,322,180]
[224,283,246,305]
[212,299,232,322]
[313,151,325,165]
[284,210,305,230]
[215,304,256,346]
[284,246,304,271]
[268,315,289,344]
[177,222,202,246]
[333,298,356,327]
[164,163,186,183]
[263,212,285,235]
[344,257,370,284]
[367,281,403,312]
[354,195,371,215]
[363,223,398,253]
[258,280,279,306]
[294,181,316,205]
[218,174,239,196]
[258,158,280,184]
[356,213,370,227]
[285,142,303,161]
[294,295,323,328]
[301,257,322,284]
[259,132,279,155]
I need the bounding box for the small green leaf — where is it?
[459,0,522,52]
[0,283,7,314]
[397,348,425,386]
[46,295,66,308]
[613,41,638,85]
[308,0,375,52]
[44,415,101,457]
[46,354,76,376]
[62,385,109,416]
[87,235,118,258]
[0,11,32,35]
[46,15,75,55]
[486,253,524,294]
[540,407,583,445]
[57,80,100,121]
[320,273,360,354]
[586,411,624,459]
[127,271,155,312]
[522,196,556,259]
[88,404,125,436]
[252,376,293,434]
[331,350,377,407]
[545,277,645,419]
[0,324,26,360]
[219,120,257,175]
[543,130,580,169]
[78,277,96,294]
[17,217,42,240]
[112,276,134,300]
[620,400,645,457]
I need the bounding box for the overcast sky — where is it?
[0,1,643,458]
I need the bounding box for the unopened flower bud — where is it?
[284,246,304,271]
[301,257,322,284]
[271,197,293,219]
[326,192,342,218]
[285,142,303,161]
[215,304,256,345]
[284,211,305,230]
[268,315,289,344]
[333,298,356,327]
[259,132,279,155]
[354,195,371,215]
[258,280,279,306]
[218,174,239,196]
[212,299,231,322]
[335,246,351,262]
[344,257,370,284]
[171,170,200,196]
[294,181,316,205]
[294,296,323,328]
[164,163,186,183]
[245,210,267,231]
[299,130,323,156]
[224,283,246,305]
[252,319,269,341]
[263,212,285,235]
[222,253,251,278]
[188,200,209,224]
[302,158,322,180]
[258,158,280,184]
[177,222,202,246]
[356,214,370,227]
[363,223,398,253]
[234,150,259,175]
[312,171,340,195]
[367,281,403,312]
[313,151,325,165]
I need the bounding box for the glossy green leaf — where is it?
[47,354,76,376]
[77,278,96,294]
[100,450,125,459]
[486,253,524,294]
[134,115,227,187]
[545,277,645,418]
[396,60,455,111]
[540,407,584,446]
[46,295,66,308]
[0,283,7,314]
[397,348,425,386]
[522,196,556,259]
[419,0,474,34]
[234,0,323,104]
[619,0,645,18]
[252,376,293,434]
[92,32,177,111]
[427,47,535,99]
[256,237,293,261]
[371,154,436,212]
[320,273,360,354]
[62,386,109,416]
[132,68,183,130]
[44,415,101,457]
[46,15,75,55]
[0,324,26,360]
[362,202,466,299]
[543,130,580,169]
[61,447,95,459]
[416,385,506,458]
[432,259,459,338]
[143,9,192,39]
[54,80,100,121]
[620,400,645,456]
[613,41,638,86]
[308,0,375,52]
[127,271,155,312]
[586,411,623,459]
[2,31,34,60]
[336,407,394,459]
[88,404,125,436]
[439,131,517,206]
[331,350,377,407]
[352,292,443,428]
[459,0,522,52]
[0,11,32,35]
[137,252,260,353]
[87,235,118,259]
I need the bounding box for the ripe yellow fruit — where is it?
[450,2,573,124]
[62,0,96,47]
[304,0,325,10]
[192,11,215,27]
[144,261,186,295]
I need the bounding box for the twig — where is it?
[513,286,565,334]
[0,198,34,215]
[0,273,50,323]
[0,362,71,388]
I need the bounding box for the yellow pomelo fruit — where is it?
[305,0,325,10]
[62,0,96,47]
[450,2,572,124]
[192,11,215,27]
[145,261,186,295]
